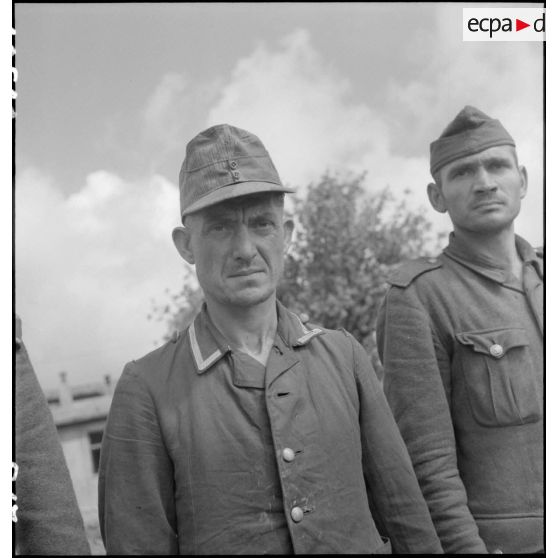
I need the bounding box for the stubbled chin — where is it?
[228,285,275,306]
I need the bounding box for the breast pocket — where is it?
[455,327,541,427]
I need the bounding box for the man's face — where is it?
[176,194,293,309]
[428,145,527,235]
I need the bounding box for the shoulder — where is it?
[110,332,189,414]
[386,256,443,288]
[316,328,376,381]
[305,323,361,360]
[281,307,351,351]
[122,328,189,382]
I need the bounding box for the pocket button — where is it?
[290,506,303,522]
[489,343,504,358]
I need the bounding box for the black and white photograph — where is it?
[10,2,547,555]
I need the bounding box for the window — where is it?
[88,430,103,473]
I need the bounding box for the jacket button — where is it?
[282,448,295,462]
[489,343,504,358]
[290,506,303,522]
[229,160,238,169]
[232,170,240,180]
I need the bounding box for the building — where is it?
[46,372,113,555]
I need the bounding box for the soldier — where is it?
[377,106,543,553]
[98,124,442,554]
[14,315,91,555]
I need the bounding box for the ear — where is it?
[172,226,196,265]
[282,218,294,255]
[427,182,447,214]
[518,165,528,199]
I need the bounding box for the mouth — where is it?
[473,200,504,210]
[228,269,265,278]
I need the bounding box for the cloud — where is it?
[16,168,186,389]
[143,73,189,132]
[207,29,390,190]
[16,11,543,390]
[205,23,542,245]
[138,14,542,243]
[381,5,543,242]
[140,71,224,172]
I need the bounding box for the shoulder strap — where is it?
[387,257,442,288]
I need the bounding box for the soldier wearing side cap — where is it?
[98,124,442,554]
[376,106,543,553]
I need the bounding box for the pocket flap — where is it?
[456,327,529,358]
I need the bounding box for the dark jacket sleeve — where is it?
[348,333,443,554]
[15,328,91,555]
[98,363,178,554]
[376,286,488,553]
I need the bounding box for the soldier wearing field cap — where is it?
[98,124,442,554]
[377,106,543,553]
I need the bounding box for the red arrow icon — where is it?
[516,18,530,31]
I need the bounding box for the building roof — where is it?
[51,393,112,427]
[45,381,107,403]
[46,374,114,427]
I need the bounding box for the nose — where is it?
[232,225,257,262]
[473,166,497,193]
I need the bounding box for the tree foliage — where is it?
[148,266,204,341]
[278,172,442,375]
[150,172,442,376]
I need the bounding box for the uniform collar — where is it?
[188,301,324,374]
[443,232,543,284]
[275,301,324,348]
[188,304,231,373]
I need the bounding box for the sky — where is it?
[13,2,544,392]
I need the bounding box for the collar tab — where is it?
[188,322,227,373]
[294,328,324,346]
[291,313,324,346]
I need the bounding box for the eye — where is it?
[253,219,275,232]
[452,168,470,178]
[488,160,508,171]
[207,221,232,235]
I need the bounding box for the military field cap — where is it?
[430,105,516,177]
[179,124,294,219]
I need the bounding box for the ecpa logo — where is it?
[463,8,545,42]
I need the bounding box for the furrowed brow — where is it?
[200,213,236,233]
[202,208,236,223]
[485,156,512,167]
[448,161,476,178]
[248,209,278,223]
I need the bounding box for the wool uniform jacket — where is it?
[99,302,442,554]
[377,234,543,554]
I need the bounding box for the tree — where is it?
[278,172,443,377]
[148,265,204,341]
[150,172,443,378]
